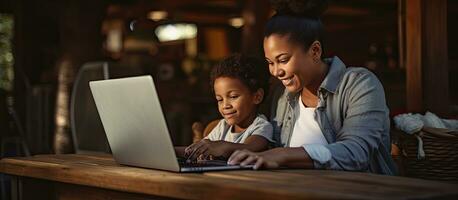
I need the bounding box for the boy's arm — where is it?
[186,136,270,160]
[208,135,269,158]
[216,135,270,158]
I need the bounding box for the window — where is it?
[0,14,14,91]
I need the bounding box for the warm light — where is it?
[54,59,71,153]
[107,29,122,52]
[158,25,180,41]
[155,23,197,42]
[148,11,168,21]
[229,17,244,28]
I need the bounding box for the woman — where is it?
[228,0,397,175]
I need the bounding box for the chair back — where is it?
[70,62,111,153]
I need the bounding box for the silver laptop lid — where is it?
[89,75,180,172]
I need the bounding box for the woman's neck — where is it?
[300,61,329,107]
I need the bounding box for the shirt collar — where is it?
[319,56,346,94]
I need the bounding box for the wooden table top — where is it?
[1,154,457,200]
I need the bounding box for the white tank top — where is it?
[289,96,328,147]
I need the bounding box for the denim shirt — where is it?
[270,56,397,175]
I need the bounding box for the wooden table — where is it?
[0,154,457,200]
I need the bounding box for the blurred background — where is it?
[0,0,456,156]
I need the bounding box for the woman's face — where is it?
[264,34,319,93]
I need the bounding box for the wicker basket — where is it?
[400,127,458,183]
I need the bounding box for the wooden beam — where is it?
[398,0,405,69]
[241,0,270,54]
[405,0,449,114]
[405,0,423,112]
[422,0,449,115]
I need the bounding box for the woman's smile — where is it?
[280,76,294,86]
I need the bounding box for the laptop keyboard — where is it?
[177,157,229,167]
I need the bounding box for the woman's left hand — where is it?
[227,148,285,170]
[228,147,314,170]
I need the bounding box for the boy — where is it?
[183,54,273,161]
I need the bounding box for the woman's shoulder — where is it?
[334,66,386,106]
[343,66,377,79]
[339,66,382,90]
[322,56,380,94]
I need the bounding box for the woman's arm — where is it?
[228,147,314,169]
[315,70,391,172]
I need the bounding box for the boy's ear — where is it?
[253,89,264,105]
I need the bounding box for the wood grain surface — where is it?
[1,154,457,200]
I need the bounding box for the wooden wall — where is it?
[405,0,450,115]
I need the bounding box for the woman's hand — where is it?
[227,147,314,170]
[227,148,284,169]
[185,140,230,160]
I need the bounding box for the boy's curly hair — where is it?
[210,54,270,97]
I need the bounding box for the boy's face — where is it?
[214,77,263,131]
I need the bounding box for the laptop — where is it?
[89,75,254,172]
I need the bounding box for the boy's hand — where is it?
[185,140,230,161]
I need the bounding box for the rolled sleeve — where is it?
[302,144,332,168]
